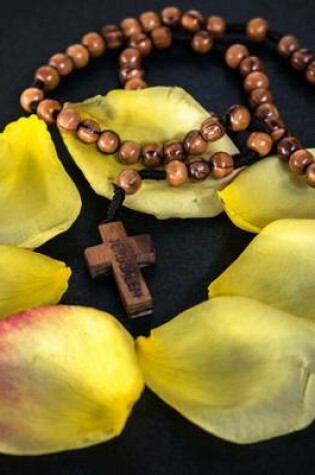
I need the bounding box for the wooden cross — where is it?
[84,221,156,318]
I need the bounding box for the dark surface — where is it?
[0,0,314,473]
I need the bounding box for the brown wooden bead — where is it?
[246,132,273,157]
[289,149,314,174]
[184,130,207,155]
[139,11,161,32]
[181,10,204,32]
[115,170,142,194]
[291,49,314,71]
[306,61,315,85]
[81,32,106,58]
[225,44,249,69]
[119,48,141,68]
[49,53,74,76]
[164,140,186,162]
[97,130,120,154]
[119,67,145,84]
[141,143,163,167]
[124,78,147,90]
[77,119,101,144]
[249,88,274,108]
[101,25,123,49]
[66,44,89,69]
[244,71,270,92]
[210,152,234,178]
[34,65,60,91]
[201,117,225,142]
[118,141,141,164]
[239,56,264,77]
[57,108,81,132]
[206,15,226,38]
[255,102,280,121]
[228,105,251,132]
[129,33,152,56]
[188,158,210,182]
[264,117,286,142]
[161,6,181,27]
[192,31,213,54]
[306,162,315,187]
[20,87,44,113]
[121,18,142,37]
[165,160,188,187]
[246,17,269,42]
[277,35,300,57]
[277,136,302,161]
[37,99,61,124]
[151,26,172,49]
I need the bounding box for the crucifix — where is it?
[84,221,156,318]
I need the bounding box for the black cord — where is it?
[139,169,166,180]
[104,185,126,222]
[234,150,261,168]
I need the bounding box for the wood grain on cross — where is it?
[84,221,156,318]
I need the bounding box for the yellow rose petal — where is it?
[61,87,239,219]
[0,305,144,455]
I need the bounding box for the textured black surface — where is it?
[0,0,314,473]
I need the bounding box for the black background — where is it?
[0,0,315,473]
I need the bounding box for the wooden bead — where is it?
[246,132,273,157]
[97,130,120,154]
[119,67,144,84]
[210,152,234,178]
[181,10,204,32]
[118,141,141,164]
[77,119,101,144]
[188,158,210,182]
[192,31,213,54]
[151,26,172,49]
[37,99,61,124]
[141,143,163,167]
[206,15,226,39]
[161,6,181,27]
[164,140,185,162]
[57,108,81,132]
[246,17,269,42]
[121,18,142,38]
[228,105,251,132]
[289,149,314,175]
[244,71,270,92]
[20,87,44,113]
[249,88,274,108]
[165,160,188,187]
[225,44,249,69]
[49,53,74,76]
[124,78,147,90]
[129,33,152,56]
[264,117,286,142]
[306,163,315,187]
[34,66,60,91]
[139,11,161,32]
[119,48,141,68]
[200,117,225,142]
[306,61,315,85]
[66,44,89,69]
[115,170,142,194]
[277,136,302,161]
[239,56,264,76]
[81,32,106,58]
[291,49,314,71]
[255,102,280,121]
[184,130,207,155]
[277,35,300,57]
[101,25,123,49]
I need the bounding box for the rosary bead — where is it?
[57,108,81,132]
[249,87,274,107]
[306,163,315,187]
[306,61,315,85]
[206,15,226,39]
[225,44,249,69]
[246,132,273,157]
[239,56,264,77]
[200,117,225,142]
[49,53,74,76]
[264,117,286,142]
[34,65,60,91]
[129,33,152,56]
[210,152,234,179]
[97,130,120,154]
[181,10,204,32]
[244,71,270,92]
[37,99,61,124]
[119,67,144,84]
[66,44,90,69]
[101,25,124,49]
[119,48,141,69]
[141,143,164,167]
[124,78,147,90]
[277,35,300,57]
[255,102,280,121]
[77,119,101,144]
[20,87,44,113]
[161,6,182,27]
[291,48,314,71]
[115,169,142,194]
[151,26,172,49]
[246,17,269,42]
[121,18,142,38]
[191,31,214,54]
[139,11,161,32]
[188,157,210,182]
[289,149,314,174]
[277,136,302,161]
[164,140,186,162]
[165,160,188,187]
[81,32,106,58]
[184,130,208,155]
[118,140,141,164]
[227,105,251,132]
